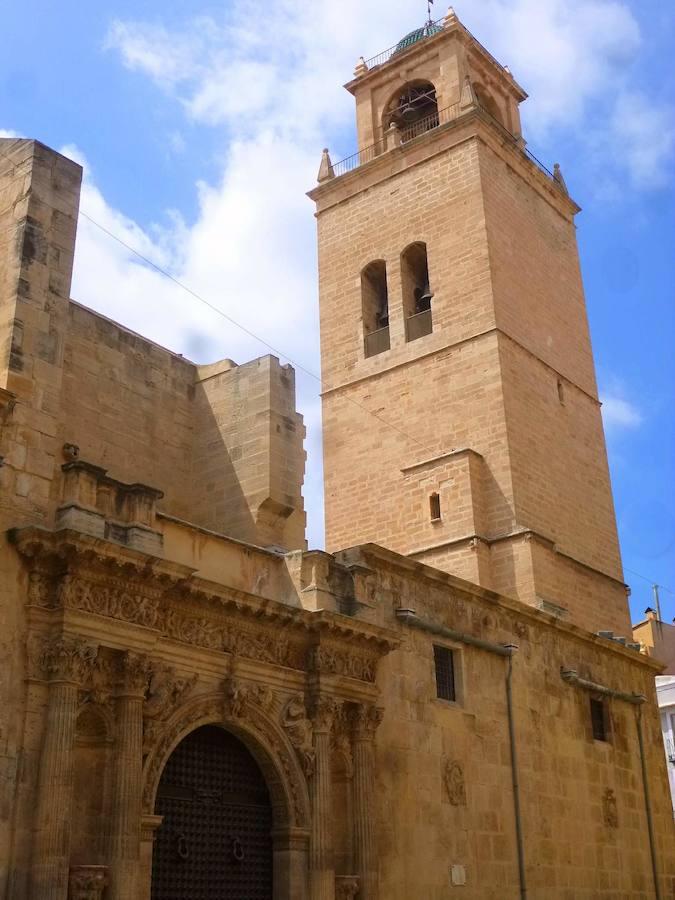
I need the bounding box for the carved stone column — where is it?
[310,696,337,900]
[351,703,384,900]
[30,637,98,900]
[108,652,151,900]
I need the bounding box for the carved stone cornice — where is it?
[351,702,384,741]
[31,636,98,684]
[12,527,399,683]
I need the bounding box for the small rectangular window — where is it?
[434,645,456,701]
[429,492,441,521]
[590,697,608,741]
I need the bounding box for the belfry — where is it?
[311,7,627,636]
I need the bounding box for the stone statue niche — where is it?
[70,706,111,865]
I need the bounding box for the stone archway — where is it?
[151,725,273,899]
[141,693,310,900]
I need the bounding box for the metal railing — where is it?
[405,309,433,341]
[363,18,444,69]
[329,100,561,194]
[332,138,387,178]
[364,325,390,358]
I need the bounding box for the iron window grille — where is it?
[434,645,456,701]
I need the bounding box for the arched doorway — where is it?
[151,725,273,900]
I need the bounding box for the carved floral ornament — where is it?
[30,635,99,684]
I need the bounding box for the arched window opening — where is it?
[361,260,390,357]
[384,80,439,143]
[474,84,505,128]
[401,242,433,342]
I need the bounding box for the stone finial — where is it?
[317,148,335,183]
[553,162,569,196]
[459,75,477,110]
[354,56,368,77]
[445,6,458,26]
[504,65,512,75]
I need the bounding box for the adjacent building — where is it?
[1,9,673,900]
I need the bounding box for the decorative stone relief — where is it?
[31,636,98,684]
[331,704,354,776]
[603,788,618,828]
[352,702,384,741]
[118,651,153,696]
[282,694,315,778]
[308,644,377,682]
[223,675,249,719]
[142,664,197,754]
[142,694,310,829]
[443,759,467,807]
[68,865,108,900]
[59,578,161,629]
[311,695,340,734]
[335,875,360,900]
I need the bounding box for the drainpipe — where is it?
[560,668,661,900]
[506,651,527,900]
[395,609,527,899]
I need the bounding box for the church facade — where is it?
[0,9,673,900]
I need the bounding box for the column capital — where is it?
[310,695,340,734]
[116,651,152,698]
[68,866,108,900]
[351,703,384,741]
[35,635,98,685]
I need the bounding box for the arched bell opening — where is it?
[361,260,391,357]
[383,80,439,143]
[151,725,274,899]
[474,83,506,129]
[401,242,434,342]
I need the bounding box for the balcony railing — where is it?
[363,18,444,70]
[329,100,561,192]
[405,309,433,342]
[364,325,391,358]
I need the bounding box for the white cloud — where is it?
[59,0,669,547]
[0,129,20,138]
[601,393,643,431]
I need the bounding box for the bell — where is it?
[400,102,418,123]
[415,283,434,310]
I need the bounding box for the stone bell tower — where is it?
[309,8,630,635]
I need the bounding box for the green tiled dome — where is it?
[394,22,443,55]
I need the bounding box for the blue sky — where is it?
[2,0,673,625]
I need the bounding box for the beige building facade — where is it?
[1,10,674,900]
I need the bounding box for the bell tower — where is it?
[309,8,629,635]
